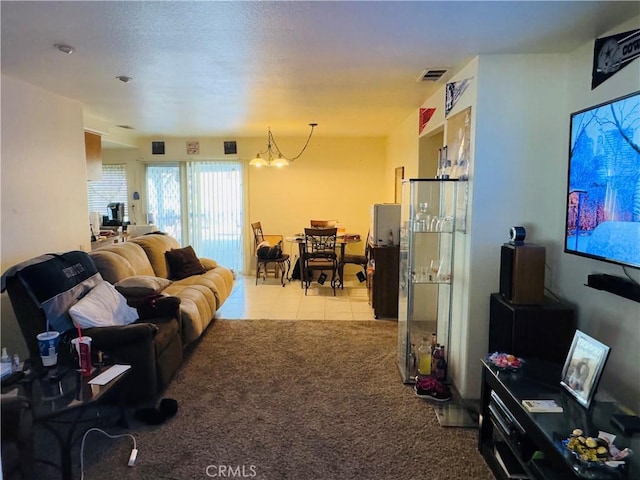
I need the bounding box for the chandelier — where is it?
[249,123,317,168]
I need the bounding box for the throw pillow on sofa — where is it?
[115,275,172,297]
[165,245,206,280]
[69,281,139,329]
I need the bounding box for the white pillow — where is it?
[115,275,172,297]
[69,281,139,329]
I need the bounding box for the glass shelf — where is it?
[397,179,459,383]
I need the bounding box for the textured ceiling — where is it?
[1,1,638,143]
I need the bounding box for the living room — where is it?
[1,3,639,478]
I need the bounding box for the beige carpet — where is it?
[41,320,494,479]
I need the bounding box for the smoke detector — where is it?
[54,43,74,54]
[418,68,449,82]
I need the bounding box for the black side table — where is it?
[7,362,130,479]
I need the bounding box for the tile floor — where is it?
[216,273,378,321]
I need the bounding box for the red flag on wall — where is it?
[419,108,436,134]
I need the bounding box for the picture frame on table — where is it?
[560,330,611,408]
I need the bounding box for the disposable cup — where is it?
[36,331,60,367]
[71,336,93,376]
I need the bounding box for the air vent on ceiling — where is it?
[116,125,134,130]
[418,68,449,82]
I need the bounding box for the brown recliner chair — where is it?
[2,251,183,404]
[1,394,34,480]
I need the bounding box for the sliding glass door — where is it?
[146,161,244,273]
[146,164,184,243]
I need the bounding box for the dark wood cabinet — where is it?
[479,359,639,480]
[489,293,576,363]
[369,245,399,318]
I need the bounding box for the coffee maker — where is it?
[104,202,125,226]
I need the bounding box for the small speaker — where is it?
[499,243,545,305]
[317,273,327,285]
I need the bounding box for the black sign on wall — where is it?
[592,29,640,90]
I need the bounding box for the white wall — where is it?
[387,110,419,187]
[449,17,640,410]
[459,53,570,398]
[1,75,89,357]
[408,32,640,408]
[103,134,388,275]
[558,17,640,412]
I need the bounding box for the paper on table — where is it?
[89,364,131,385]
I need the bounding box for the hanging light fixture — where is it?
[249,123,317,168]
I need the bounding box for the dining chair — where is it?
[302,227,338,295]
[338,231,370,288]
[251,222,290,286]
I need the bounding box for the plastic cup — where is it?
[71,336,93,376]
[36,331,60,367]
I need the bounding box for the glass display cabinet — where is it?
[397,179,458,383]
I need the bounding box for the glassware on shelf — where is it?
[414,203,430,232]
[417,338,432,376]
[437,255,451,282]
[429,259,439,281]
[441,216,454,233]
[408,344,417,378]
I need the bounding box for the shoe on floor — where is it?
[414,376,452,402]
[134,397,179,425]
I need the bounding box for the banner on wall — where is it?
[445,78,472,117]
[419,108,436,134]
[592,28,640,90]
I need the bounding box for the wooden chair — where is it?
[251,222,290,286]
[338,232,370,288]
[302,227,338,295]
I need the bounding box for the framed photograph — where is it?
[186,140,200,155]
[560,330,611,408]
[394,167,404,203]
[151,141,165,155]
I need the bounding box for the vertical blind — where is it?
[146,164,183,244]
[188,161,244,273]
[146,161,244,273]
[87,164,129,221]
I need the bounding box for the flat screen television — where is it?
[564,91,640,269]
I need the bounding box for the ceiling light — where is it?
[54,43,74,54]
[116,75,133,83]
[250,123,317,168]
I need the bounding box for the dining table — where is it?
[284,233,362,287]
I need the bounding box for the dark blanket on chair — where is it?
[1,251,102,332]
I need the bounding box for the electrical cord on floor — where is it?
[80,427,138,479]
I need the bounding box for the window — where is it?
[87,164,129,221]
[146,161,244,272]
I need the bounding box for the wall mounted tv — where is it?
[565,91,640,269]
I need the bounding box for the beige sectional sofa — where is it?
[89,234,234,344]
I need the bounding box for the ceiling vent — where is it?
[418,68,449,82]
